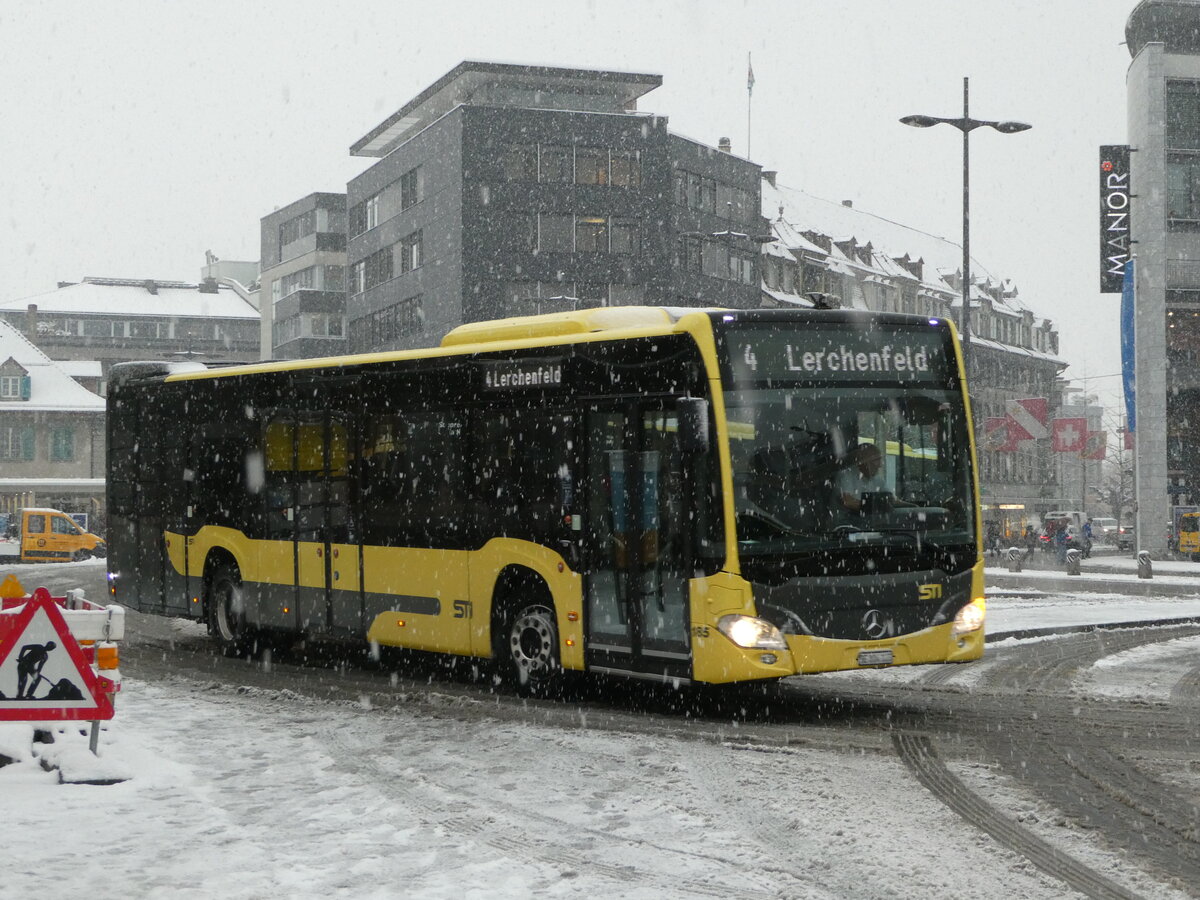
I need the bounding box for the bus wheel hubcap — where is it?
[510,606,554,673]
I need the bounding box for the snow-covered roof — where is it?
[56,360,102,378]
[0,320,105,412]
[1,278,260,320]
[763,180,1038,320]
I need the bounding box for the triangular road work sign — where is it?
[0,589,114,721]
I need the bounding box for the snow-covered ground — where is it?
[3,562,1199,898]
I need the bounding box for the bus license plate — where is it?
[858,649,894,667]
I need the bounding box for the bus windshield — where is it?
[718,318,975,563]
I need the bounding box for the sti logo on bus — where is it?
[918,583,943,601]
[482,360,563,391]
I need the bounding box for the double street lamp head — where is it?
[899,113,1031,134]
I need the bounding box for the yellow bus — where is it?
[106,306,984,692]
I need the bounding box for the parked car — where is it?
[1093,517,1119,544]
[1115,525,1135,550]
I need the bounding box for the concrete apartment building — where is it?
[342,61,764,352]
[260,193,348,360]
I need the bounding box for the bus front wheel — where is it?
[501,600,563,697]
[207,561,253,656]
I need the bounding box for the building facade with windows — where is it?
[760,178,1067,535]
[1125,0,1200,549]
[260,193,348,359]
[0,320,106,518]
[344,61,764,352]
[0,276,261,394]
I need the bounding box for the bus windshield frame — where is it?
[711,313,976,573]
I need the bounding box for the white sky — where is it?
[0,1,1134,409]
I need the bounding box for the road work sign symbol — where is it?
[0,589,114,721]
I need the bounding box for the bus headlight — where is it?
[717,615,788,650]
[952,598,986,636]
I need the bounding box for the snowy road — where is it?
[2,559,1199,898]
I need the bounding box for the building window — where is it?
[366,194,381,230]
[400,230,423,274]
[349,201,367,238]
[50,427,74,462]
[1167,80,1200,150]
[350,295,424,351]
[129,320,168,339]
[324,265,346,292]
[0,375,25,399]
[280,209,317,247]
[307,314,346,339]
[540,145,572,183]
[503,145,537,182]
[272,279,282,304]
[0,426,34,461]
[1168,155,1200,221]
[609,283,643,305]
[504,213,536,252]
[575,216,608,252]
[575,148,608,185]
[367,245,395,288]
[611,150,641,187]
[351,260,366,295]
[280,267,315,298]
[538,214,574,253]
[610,218,640,254]
[400,166,421,210]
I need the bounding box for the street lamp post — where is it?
[900,77,1030,382]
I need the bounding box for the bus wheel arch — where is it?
[204,550,253,655]
[491,566,563,696]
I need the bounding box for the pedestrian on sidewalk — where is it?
[1082,518,1094,559]
[1054,525,1068,564]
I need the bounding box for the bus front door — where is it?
[584,406,691,679]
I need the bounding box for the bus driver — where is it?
[837,443,887,512]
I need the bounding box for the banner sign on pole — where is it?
[1100,145,1131,293]
[1121,257,1136,431]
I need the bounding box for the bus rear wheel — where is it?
[207,561,253,656]
[502,601,563,697]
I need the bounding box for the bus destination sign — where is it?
[726,326,952,385]
[481,359,564,391]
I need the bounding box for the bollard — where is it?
[1138,550,1153,579]
[1006,547,1024,573]
[1066,547,1081,576]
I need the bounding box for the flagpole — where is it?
[747,52,753,158]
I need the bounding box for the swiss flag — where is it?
[1081,431,1107,460]
[1052,417,1088,453]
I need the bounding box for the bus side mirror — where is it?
[677,398,710,453]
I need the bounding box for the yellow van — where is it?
[1179,511,1200,559]
[4,508,106,563]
